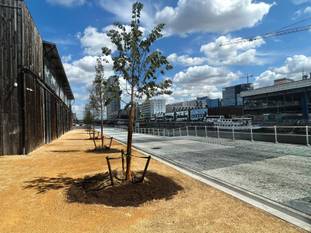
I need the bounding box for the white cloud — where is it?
[254,55,311,87]
[97,0,155,29]
[305,6,311,13]
[200,36,265,66]
[172,85,222,102]
[169,65,239,102]
[78,26,116,56]
[64,58,96,86]
[62,55,72,63]
[293,6,311,18]
[167,53,206,66]
[72,104,85,119]
[64,55,113,85]
[73,92,89,101]
[155,0,273,35]
[95,0,273,36]
[46,0,86,7]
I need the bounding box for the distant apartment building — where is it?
[166,100,199,113]
[223,83,253,107]
[106,76,120,120]
[141,99,166,120]
[197,96,221,108]
[241,77,311,124]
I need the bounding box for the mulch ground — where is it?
[0,129,306,233]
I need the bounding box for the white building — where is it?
[141,99,166,119]
[166,100,199,113]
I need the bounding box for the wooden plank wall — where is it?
[0,0,23,154]
[0,0,73,155]
[21,3,45,153]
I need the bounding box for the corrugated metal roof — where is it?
[241,79,311,97]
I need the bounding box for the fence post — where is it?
[186,126,189,136]
[306,126,309,146]
[179,128,182,136]
[217,126,220,139]
[153,128,155,135]
[205,126,207,138]
[195,126,198,137]
[173,128,175,137]
[158,128,160,136]
[232,126,235,141]
[250,126,254,142]
[274,126,278,143]
[163,128,165,136]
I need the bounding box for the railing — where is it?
[114,125,311,146]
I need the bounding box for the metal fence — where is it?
[114,125,311,146]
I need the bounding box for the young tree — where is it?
[83,103,95,139]
[102,2,173,180]
[89,57,120,149]
[83,104,94,128]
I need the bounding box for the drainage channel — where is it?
[106,132,311,231]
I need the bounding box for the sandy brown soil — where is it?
[0,129,307,233]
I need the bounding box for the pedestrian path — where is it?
[104,128,311,218]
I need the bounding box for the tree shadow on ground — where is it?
[24,171,183,207]
[24,176,75,194]
[50,150,82,153]
[85,148,121,154]
[64,138,92,141]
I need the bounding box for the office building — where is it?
[166,100,199,113]
[141,99,166,119]
[223,83,253,107]
[241,77,311,124]
[197,96,221,108]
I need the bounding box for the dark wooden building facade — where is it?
[0,0,74,155]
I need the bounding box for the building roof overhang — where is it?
[241,79,311,98]
[43,41,74,100]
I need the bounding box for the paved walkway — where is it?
[104,128,311,216]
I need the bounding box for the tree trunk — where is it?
[100,101,104,149]
[92,116,95,139]
[126,86,135,181]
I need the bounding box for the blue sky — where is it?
[24,0,311,118]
